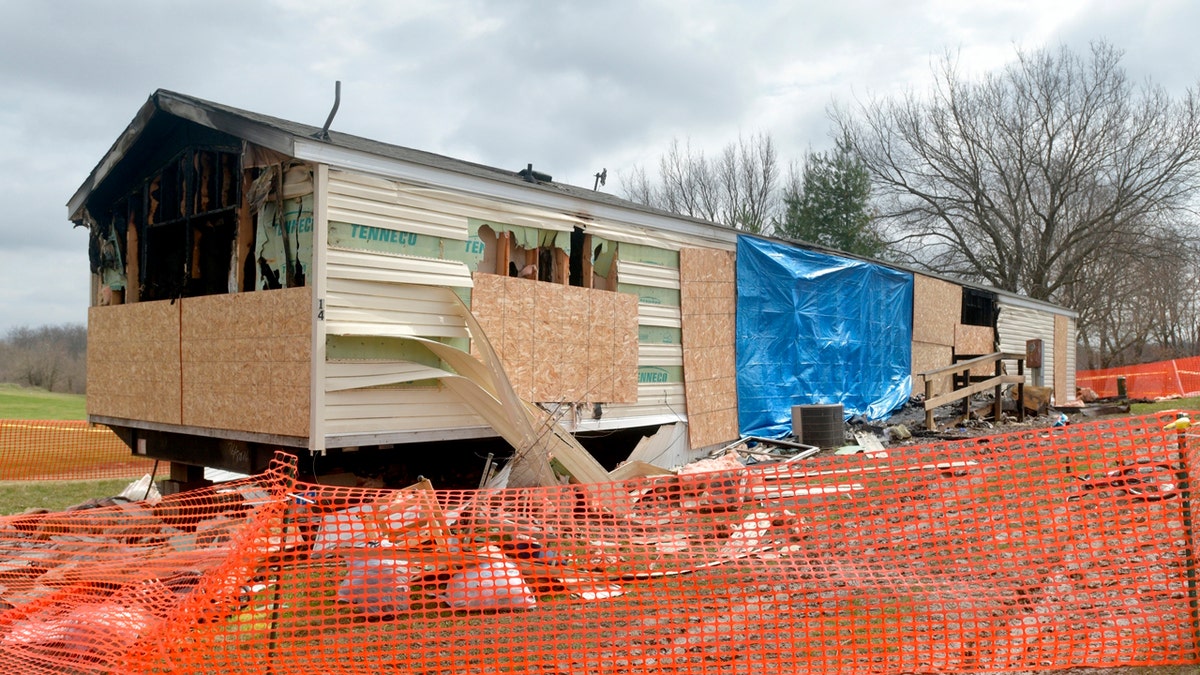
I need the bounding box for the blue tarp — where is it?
[736,236,913,438]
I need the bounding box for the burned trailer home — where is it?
[70,90,1077,490]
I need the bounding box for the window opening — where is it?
[962,287,997,327]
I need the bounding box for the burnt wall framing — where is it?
[84,113,246,303]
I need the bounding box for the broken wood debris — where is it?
[0,438,957,672]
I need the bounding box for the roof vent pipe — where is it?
[316,80,341,140]
[517,163,552,183]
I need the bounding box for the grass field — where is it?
[1129,395,1200,415]
[0,478,133,515]
[0,383,86,420]
[0,384,131,514]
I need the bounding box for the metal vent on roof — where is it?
[517,163,552,183]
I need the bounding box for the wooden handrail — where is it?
[917,351,1026,379]
[917,351,1026,430]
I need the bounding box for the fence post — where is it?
[266,459,299,675]
[1173,415,1200,661]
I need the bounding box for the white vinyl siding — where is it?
[324,278,470,340]
[325,249,474,289]
[996,300,1076,398]
[616,260,682,290]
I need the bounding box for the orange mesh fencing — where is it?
[1,413,1200,674]
[0,419,156,481]
[1078,355,1200,400]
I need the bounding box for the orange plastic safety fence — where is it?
[0,419,157,481]
[1078,355,1200,400]
[1,414,1199,674]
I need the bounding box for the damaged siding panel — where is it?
[584,219,735,252]
[393,182,580,233]
[602,383,687,419]
[330,169,586,242]
[324,283,470,340]
[324,388,488,434]
[325,361,451,392]
[403,183,582,232]
[639,304,683,329]
[328,170,467,240]
[326,248,474,288]
[639,343,684,367]
[616,259,682,289]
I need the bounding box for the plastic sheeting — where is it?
[736,236,913,437]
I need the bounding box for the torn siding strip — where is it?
[325,361,452,392]
[615,259,681,289]
[329,170,467,239]
[326,249,474,288]
[324,279,471,340]
[639,343,684,367]
[638,305,683,329]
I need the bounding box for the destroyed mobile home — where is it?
[71,89,1077,489]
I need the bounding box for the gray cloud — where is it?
[0,0,1193,335]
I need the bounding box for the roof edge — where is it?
[67,93,159,221]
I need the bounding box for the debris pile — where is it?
[0,411,1196,674]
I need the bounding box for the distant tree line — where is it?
[0,324,87,394]
[624,40,1200,370]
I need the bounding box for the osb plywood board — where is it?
[912,274,961,346]
[1054,314,1068,402]
[912,342,954,397]
[955,323,998,379]
[86,302,181,424]
[180,288,312,437]
[470,273,638,404]
[955,324,995,355]
[679,247,739,449]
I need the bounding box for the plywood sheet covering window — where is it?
[955,323,998,379]
[911,275,964,395]
[679,247,739,449]
[911,342,954,396]
[955,324,995,355]
[470,273,638,403]
[912,275,961,346]
[86,301,182,424]
[180,287,312,437]
[1054,314,1069,402]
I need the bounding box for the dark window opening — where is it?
[537,247,554,283]
[100,146,245,303]
[141,220,188,301]
[962,287,998,327]
[569,227,586,287]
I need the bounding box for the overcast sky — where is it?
[0,0,1195,335]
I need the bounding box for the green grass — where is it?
[0,383,86,420]
[1130,396,1200,415]
[0,478,133,515]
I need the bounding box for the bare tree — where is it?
[834,41,1200,304]
[622,133,781,234]
[657,138,722,223]
[1066,227,1200,369]
[1,324,88,394]
[715,133,780,233]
